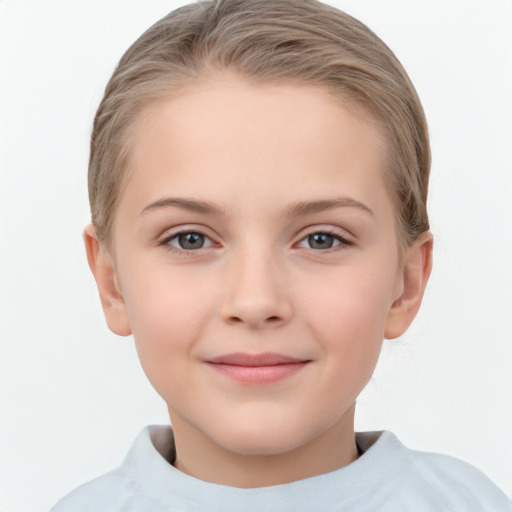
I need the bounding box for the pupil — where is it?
[308,233,333,249]
[179,233,204,250]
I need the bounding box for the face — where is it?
[91,74,429,479]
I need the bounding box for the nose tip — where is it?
[220,256,292,329]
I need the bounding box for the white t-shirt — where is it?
[51,426,512,511]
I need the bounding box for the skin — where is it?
[85,74,432,487]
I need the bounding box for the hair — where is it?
[89,0,430,252]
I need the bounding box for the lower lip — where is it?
[205,362,309,384]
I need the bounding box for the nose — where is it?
[220,249,292,329]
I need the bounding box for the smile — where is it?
[204,352,311,385]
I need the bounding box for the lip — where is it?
[205,352,311,385]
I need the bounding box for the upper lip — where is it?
[206,352,310,367]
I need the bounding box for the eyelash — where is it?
[159,229,215,255]
[298,230,353,251]
[158,228,353,255]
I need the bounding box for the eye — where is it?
[164,231,213,251]
[298,232,350,250]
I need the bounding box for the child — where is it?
[51,0,512,510]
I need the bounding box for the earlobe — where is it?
[83,225,132,336]
[384,231,433,339]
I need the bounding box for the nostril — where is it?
[226,315,282,326]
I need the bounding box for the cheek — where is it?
[306,265,395,332]
[120,267,214,382]
[300,262,397,372]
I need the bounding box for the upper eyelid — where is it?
[159,225,217,241]
[164,230,212,241]
[295,225,353,241]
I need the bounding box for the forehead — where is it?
[118,75,391,222]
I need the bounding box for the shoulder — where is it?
[362,431,512,511]
[403,440,503,490]
[50,467,134,512]
[50,426,174,512]
[409,448,511,506]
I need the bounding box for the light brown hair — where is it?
[89,0,430,251]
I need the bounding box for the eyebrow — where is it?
[285,198,374,217]
[140,197,224,216]
[139,196,373,217]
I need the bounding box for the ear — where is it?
[384,231,433,339]
[83,225,132,336]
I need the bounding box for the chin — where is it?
[208,420,313,456]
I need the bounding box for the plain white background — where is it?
[1,1,511,510]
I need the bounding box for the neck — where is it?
[169,405,359,488]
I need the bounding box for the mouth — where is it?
[204,352,311,385]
